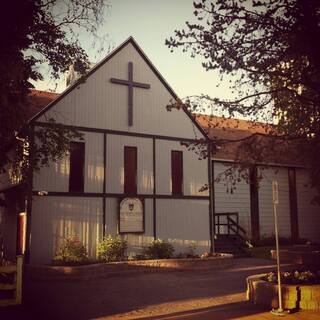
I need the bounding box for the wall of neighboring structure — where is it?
[296,169,320,242]
[258,167,291,239]
[213,162,251,235]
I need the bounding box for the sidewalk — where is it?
[1,258,319,319]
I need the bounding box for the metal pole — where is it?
[274,201,283,312]
[271,181,287,316]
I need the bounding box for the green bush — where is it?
[53,234,88,264]
[97,235,127,262]
[143,239,174,259]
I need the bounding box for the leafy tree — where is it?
[166,0,320,203]
[0,0,109,184]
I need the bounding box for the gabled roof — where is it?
[29,37,208,139]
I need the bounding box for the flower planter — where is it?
[270,249,320,267]
[247,274,320,310]
[26,254,234,282]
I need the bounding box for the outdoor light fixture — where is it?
[37,191,48,196]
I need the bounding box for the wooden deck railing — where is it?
[0,256,23,306]
[215,212,253,248]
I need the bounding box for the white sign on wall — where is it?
[119,198,144,233]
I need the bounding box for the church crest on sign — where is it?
[119,198,144,233]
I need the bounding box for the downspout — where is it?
[207,141,215,253]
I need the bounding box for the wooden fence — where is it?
[0,256,23,306]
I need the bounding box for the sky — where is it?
[34,0,236,102]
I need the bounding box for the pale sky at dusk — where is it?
[34,0,236,102]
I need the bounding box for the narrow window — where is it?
[69,142,85,192]
[171,151,183,195]
[249,166,260,243]
[288,168,299,242]
[124,146,137,194]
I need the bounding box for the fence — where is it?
[0,255,23,306]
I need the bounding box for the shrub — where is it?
[53,234,88,264]
[143,239,174,259]
[186,241,198,258]
[97,235,127,262]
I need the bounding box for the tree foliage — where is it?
[0,0,108,183]
[166,0,320,203]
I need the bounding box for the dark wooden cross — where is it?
[110,62,150,126]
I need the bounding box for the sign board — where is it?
[119,198,144,233]
[272,180,279,204]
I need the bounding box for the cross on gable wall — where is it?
[110,62,151,126]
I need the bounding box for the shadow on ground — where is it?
[0,258,290,320]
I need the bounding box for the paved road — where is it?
[0,258,319,319]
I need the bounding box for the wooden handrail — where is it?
[214,212,253,249]
[0,255,23,306]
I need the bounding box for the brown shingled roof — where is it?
[195,114,302,166]
[25,89,59,121]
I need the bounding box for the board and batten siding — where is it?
[33,131,104,193]
[106,135,153,194]
[30,196,103,264]
[156,140,209,196]
[105,197,154,253]
[213,162,251,234]
[37,42,203,139]
[258,167,291,238]
[296,169,320,242]
[156,199,210,254]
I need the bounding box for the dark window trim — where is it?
[69,142,85,193]
[32,190,209,200]
[34,121,205,144]
[124,146,137,195]
[288,167,299,242]
[171,150,183,196]
[249,166,260,243]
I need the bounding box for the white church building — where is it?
[0,37,319,264]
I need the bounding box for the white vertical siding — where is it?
[37,42,204,139]
[105,197,154,254]
[156,140,208,196]
[106,135,153,194]
[85,132,104,193]
[258,167,291,238]
[156,199,210,254]
[33,131,104,193]
[296,169,320,242]
[213,162,251,234]
[31,196,103,264]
